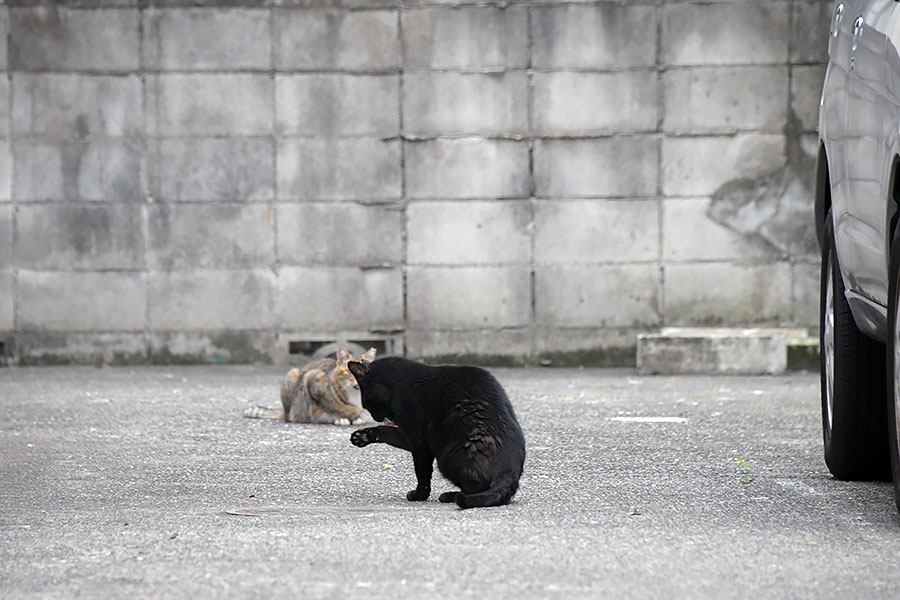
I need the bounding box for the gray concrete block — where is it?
[0,271,12,331]
[143,8,270,70]
[403,72,528,136]
[534,200,658,265]
[277,203,403,266]
[149,270,277,330]
[127,0,261,5]
[532,5,656,68]
[12,74,142,137]
[16,204,144,269]
[16,332,149,366]
[792,261,820,329]
[400,0,501,4]
[534,71,657,135]
[277,138,401,201]
[791,65,826,132]
[663,198,778,262]
[0,78,10,136]
[535,265,660,328]
[407,201,531,265]
[636,328,793,375]
[534,137,658,198]
[146,74,273,136]
[534,328,637,367]
[407,266,530,329]
[0,142,9,202]
[662,4,789,66]
[276,74,399,137]
[0,205,11,270]
[149,331,276,365]
[150,138,274,202]
[0,11,7,70]
[276,266,402,331]
[663,67,788,133]
[661,134,785,197]
[26,0,140,6]
[406,329,532,365]
[17,270,146,332]
[13,139,143,202]
[664,263,792,325]
[12,141,61,201]
[792,0,831,64]
[10,7,139,71]
[273,9,399,71]
[147,204,275,270]
[71,139,143,201]
[406,139,529,199]
[402,7,527,71]
[273,0,396,6]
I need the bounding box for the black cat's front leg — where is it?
[350,426,410,451]
[407,449,433,501]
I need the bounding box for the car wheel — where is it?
[886,229,900,509]
[820,215,890,480]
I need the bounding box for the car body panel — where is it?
[821,0,900,341]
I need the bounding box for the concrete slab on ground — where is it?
[637,327,816,375]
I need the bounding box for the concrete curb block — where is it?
[637,327,815,375]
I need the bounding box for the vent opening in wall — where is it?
[287,339,394,359]
[288,341,327,355]
[350,340,390,356]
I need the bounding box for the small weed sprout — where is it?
[736,454,753,484]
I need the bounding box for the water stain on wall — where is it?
[708,111,818,258]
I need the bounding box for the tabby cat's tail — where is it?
[242,405,284,420]
[456,472,520,509]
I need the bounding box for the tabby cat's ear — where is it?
[347,361,368,382]
[336,346,351,363]
[362,347,377,363]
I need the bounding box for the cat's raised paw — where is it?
[350,428,377,447]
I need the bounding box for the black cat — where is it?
[347,357,525,509]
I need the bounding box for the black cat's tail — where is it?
[456,473,520,509]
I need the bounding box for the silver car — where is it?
[817,0,900,510]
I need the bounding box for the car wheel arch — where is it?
[815,142,832,252]
[888,154,900,255]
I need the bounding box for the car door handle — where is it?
[853,16,864,39]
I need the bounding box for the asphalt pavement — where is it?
[2,365,900,599]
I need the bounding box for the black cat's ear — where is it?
[347,361,368,382]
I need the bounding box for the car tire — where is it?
[886,228,900,509]
[820,215,890,481]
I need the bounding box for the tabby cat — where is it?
[243,347,376,425]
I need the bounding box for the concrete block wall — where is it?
[0,1,828,366]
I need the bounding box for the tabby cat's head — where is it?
[333,346,377,392]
